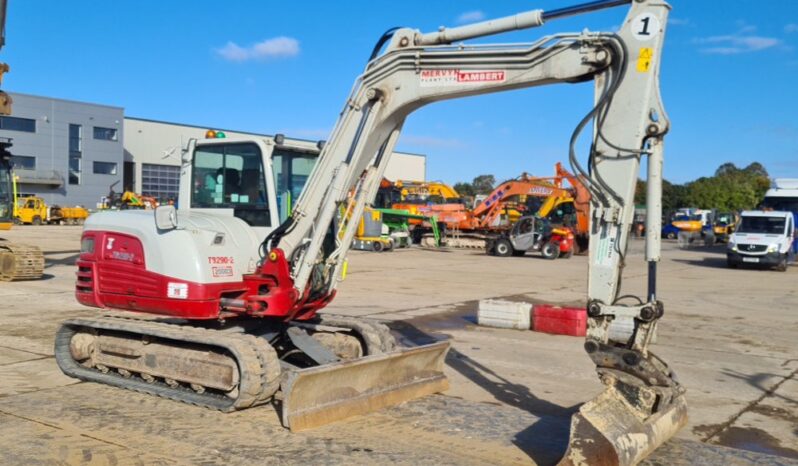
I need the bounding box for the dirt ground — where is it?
[0,225,796,465]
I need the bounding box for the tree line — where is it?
[633,162,770,212]
[453,162,771,212]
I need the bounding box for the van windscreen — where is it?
[737,216,785,234]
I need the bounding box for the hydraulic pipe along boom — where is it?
[417,0,632,45]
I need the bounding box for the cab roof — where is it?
[740,210,792,218]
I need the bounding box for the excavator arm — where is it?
[472,177,559,219]
[261,0,683,463]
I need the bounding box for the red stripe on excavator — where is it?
[76,231,331,321]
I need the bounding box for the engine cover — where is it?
[76,210,263,319]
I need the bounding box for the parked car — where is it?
[662,223,680,240]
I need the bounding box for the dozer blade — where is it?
[559,388,688,466]
[281,340,450,431]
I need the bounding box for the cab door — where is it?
[511,216,540,251]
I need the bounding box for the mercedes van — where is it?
[727,211,795,271]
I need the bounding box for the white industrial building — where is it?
[1,93,124,208]
[0,92,426,208]
[123,117,426,202]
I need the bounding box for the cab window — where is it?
[191,143,270,227]
[272,149,318,221]
[548,201,576,226]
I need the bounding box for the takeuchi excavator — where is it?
[55,0,686,464]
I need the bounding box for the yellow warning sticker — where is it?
[637,47,654,73]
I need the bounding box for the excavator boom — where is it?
[267,0,684,462]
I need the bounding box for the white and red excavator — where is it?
[55,0,686,464]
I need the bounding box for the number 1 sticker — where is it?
[631,13,660,42]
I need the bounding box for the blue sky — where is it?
[5,1,798,185]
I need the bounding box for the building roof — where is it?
[9,92,124,111]
[125,116,426,159]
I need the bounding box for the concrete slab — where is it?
[0,346,44,365]
[0,358,79,397]
[0,412,181,465]
[0,225,796,463]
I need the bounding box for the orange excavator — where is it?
[551,162,591,252]
[417,163,590,250]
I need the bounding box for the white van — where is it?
[727,211,795,271]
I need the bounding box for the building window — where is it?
[69,124,82,155]
[69,124,82,185]
[10,155,35,170]
[69,157,81,185]
[93,126,118,141]
[0,116,36,133]
[93,161,118,175]
[142,163,180,203]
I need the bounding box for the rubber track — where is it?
[0,242,44,281]
[54,316,281,412]
[315,314,397,354]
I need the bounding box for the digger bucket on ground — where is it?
[559,388,688,465]
[280,340,450,431]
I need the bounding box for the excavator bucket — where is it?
[559,388,688,465]
[281,340,450,431]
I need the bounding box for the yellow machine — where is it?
[672,209,716,247]
[397,180,462,204]
[15,196,89,225]
[713,211,738,243]
[536,190,576,220]
[390,180,464,219]
[352,207,395,252]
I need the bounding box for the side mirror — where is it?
[154,205,178,231]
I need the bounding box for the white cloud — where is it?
[668,17,690,26]
[785,23,798,33]
[456,10,485,24]
[216,42,249,61]
[694,33,781,55]
[215,36,300,62]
